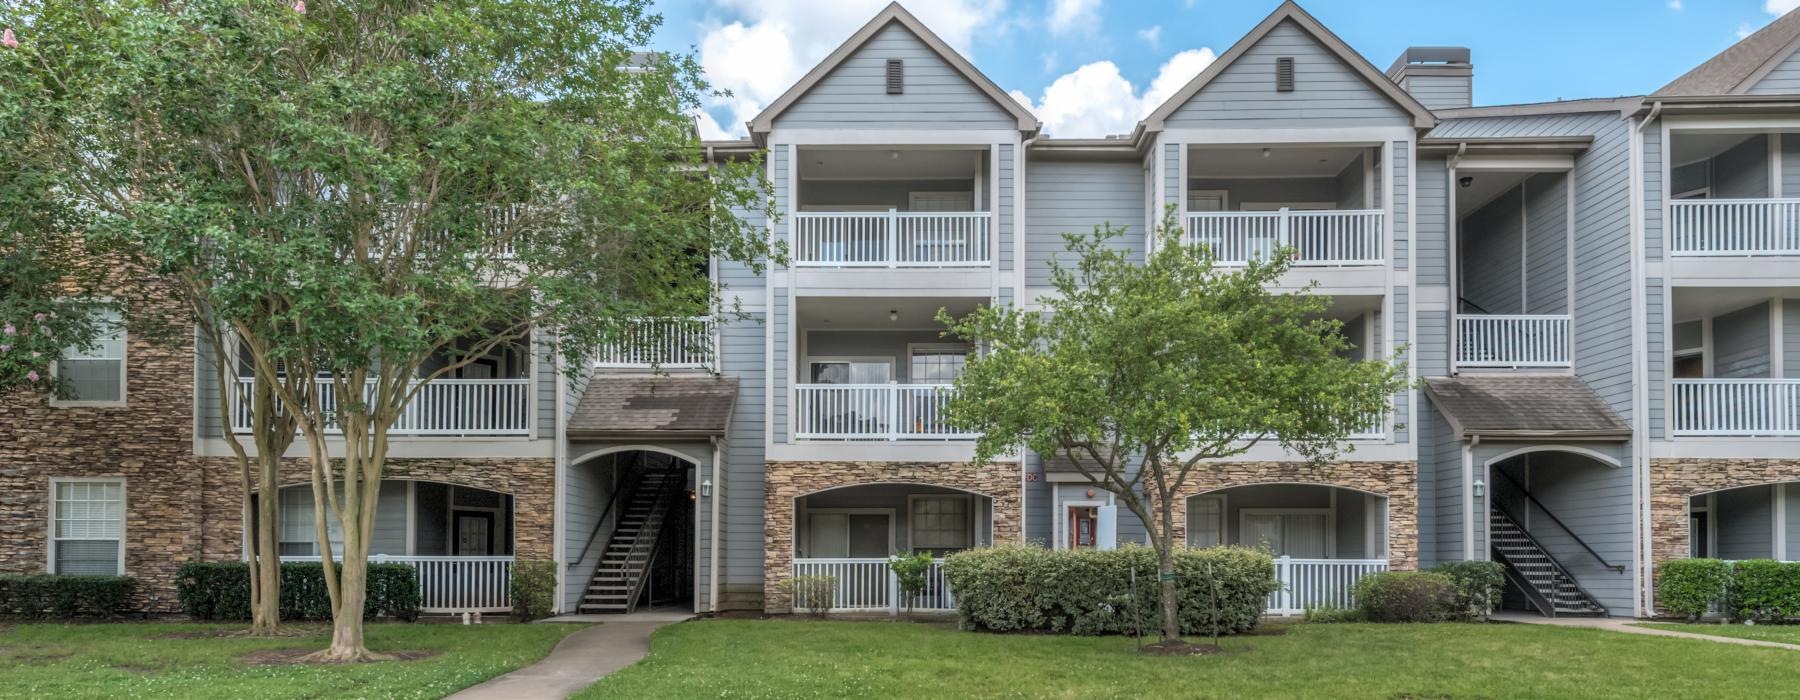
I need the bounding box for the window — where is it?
[54,308,125,405]
[278,487,343,556]
[909,495,972,552]
[1189,496,1224,548]
[809,359,891,384]
[908,345,969,384]
[804,511,891,558]
[1240,509,1331,558]
[51,480,124,575]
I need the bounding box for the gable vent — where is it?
[1275,57,1295,92]
[886,59,905,94]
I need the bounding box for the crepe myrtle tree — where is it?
[6,0,773,661]
[939,210,1406,647]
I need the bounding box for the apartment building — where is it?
[6,0,1800,620]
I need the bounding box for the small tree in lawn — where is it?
[888,551,934,619]
[940,210,1406,649]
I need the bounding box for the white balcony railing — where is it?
[230,377,531,436]
[1668,199,1800,256]
[595,317,716,369]
[1671,379,1800,437]
[1454,314,1573,368]
[791,558,954,613]
[1267,557,1389,616]
[1183,209,1384,266]
[287,555,514,613]
[793,211,991,267]
[793,383,974,441]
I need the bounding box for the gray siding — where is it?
[1024,453,1052,545]
[1166,20,1410,128]
[1189,177,1337,206]
[1713,135,1770,198]
[1493,447,1635,615]
[1391,287,1409,444]
[774,22,1017,130]
[799,179,974,210]
[195,335,225,439]
[1416,156,1450,284]
[720,315,768,608]
[998,144,1016,273]
[718,181,767,294]
[1334,153,1367,209]
[1461,187,1523,313]
[1163,142,1181,224]
[1716,486,1774,560]
[1788,486,1800,561]
[1713,302,1771,379]
[534,333,557,438]
[1025,160,1145,286]
[1784,136,1800,197]
[561,455,615,611]
[1648,280,1667,438]
[1391,140,1410,272]
[1524,172,1570,315]
[1787,300,1800,379]
[1644,124,1663,260]
[1427,404,1464,565]
[1404,75,1471,111]
[1747,47,1800,95]
[802,329,961,382]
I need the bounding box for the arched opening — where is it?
[566,449,697,615]
[1688,482,1800,562]
[1182,483,1390,615]
[789,482,994,613]
[1485,449,1630,616]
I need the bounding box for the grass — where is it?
[1636,621,1800,645]
[0,621,582,699]
[581,618,1800,699]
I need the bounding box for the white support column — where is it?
[1774,297,1786,378]
[1772,133,1784,198]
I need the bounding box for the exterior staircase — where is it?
[1488,506,1607,617]
[579,467,683,614]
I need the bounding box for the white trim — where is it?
[1238,507,1337,558]
[767,129,1023,146]
[1670,186,1711,200]
[1238,201,1336,211]
[406,480,418,557]
[1057,498,1107,551]
[1158,127,1416,144]
[1772,133,1784,199]
[1520,177,1530,312]
[1481,444,1624,469]
[48,477,127,576]
[567,444,709,470]
[1453,155,1575,172]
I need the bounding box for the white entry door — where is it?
[1240,510,1330,558]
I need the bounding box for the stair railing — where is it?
[570,469,647,572]
[610,473,684,614]
[1495,553,1560,617]
[1490,503,1610,616]
[1492,471,1626,573]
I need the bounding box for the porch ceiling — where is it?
[797,296,984,331]
[1187,145,1364,179]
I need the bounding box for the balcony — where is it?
[1182,209,1384,266]
[1671,379,1800,437]
[1454,314,1573,369]
[1668,199,1800,257]
[595,317,716,370]
[793,383,973,441]
[793,211,991,267]
[229,377,531,436]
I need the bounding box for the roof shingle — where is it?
[1423,376,1629,440]
[568,374,737,439]
[1655,10,1800,97]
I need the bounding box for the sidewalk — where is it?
[448,620,675,700]
[1491,611,1800,651]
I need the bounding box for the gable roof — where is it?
[1139,1,1436,133]
[748,3,1038,135]
[1655,10,1800,97]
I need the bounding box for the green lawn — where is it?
[0,621,581,699]
[581,619,1800,699]
[1636,622,1800,645]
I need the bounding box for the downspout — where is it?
[552,338,569,614]
[1015,131,1041,545]
[708,435,722,613]
[1464,434,1480,561]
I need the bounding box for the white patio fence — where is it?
[793,211,991,267]
[286,555,515,613]
[229,377,531,436]
[1182,209,1384,266]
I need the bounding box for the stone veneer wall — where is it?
[763,461,1021,613]
[1154,461,1419,571]
[1649,458,1800,573]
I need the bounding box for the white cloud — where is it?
[1767,0,1800,17]
[694,0,1007,138]
[1738,22,1756,38]
[1048,0,1102,35]
[1010,48,1217,138]
[1137,25,1162,49]
[1666,0,1681,10]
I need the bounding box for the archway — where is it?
[565,449,698,615]
[1483,448,1630,616]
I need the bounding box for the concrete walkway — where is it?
[449,620,675,700]
[1491,611,1800,651]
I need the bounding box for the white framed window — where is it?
[907,344,970,384]
[908,495,972,552]
[50,478,125,575]
[278,486,343,557]
[807,357,893,384]
[1188,495,1225,548]
[52,308,126,406]
[802,509,893,558]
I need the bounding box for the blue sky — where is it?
[647,0,1799,139]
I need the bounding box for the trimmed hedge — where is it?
[1726,559,1800,623]
[0,575,136,619]
[1354,571,1454,623]
[1657,559,1732,620]
[510,560,557,622]
[941,544,1280,636]
[1430,561,1506,621]
[177,562,419,621]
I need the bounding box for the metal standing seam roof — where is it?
[1654,9,1800,97]
[567,374,738,439]
[1422,376,1630,440]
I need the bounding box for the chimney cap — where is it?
[1388,46,1472,80]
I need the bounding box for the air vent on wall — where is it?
[1275,57,1295,92]
[886,59,904,94]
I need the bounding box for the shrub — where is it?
[0,575,136,619]
[1430,561,1506,621]
[781,575,838,617]
[940,544,1280,636]
[510,560,557,622]
[888,552,935,616]
[177,562,419,621]
[1727,559,1800,623]
[1353,571,1454,623]
[1657,558,1732,620]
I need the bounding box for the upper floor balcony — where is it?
[790,147,998,294]
[1451,166,1576,371]
[787,297,982,444]
[594,316,717,371]
[1665,289,1800,439]
[1183,144,1387,294]
[1662,130,1800,284]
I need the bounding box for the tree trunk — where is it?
[322,552,370,661]
[251,450,282,632]
[1156,544,1180,643]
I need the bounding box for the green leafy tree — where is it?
[940,211,1406,647]
[6,0,772,660]
[888,551,934,619]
